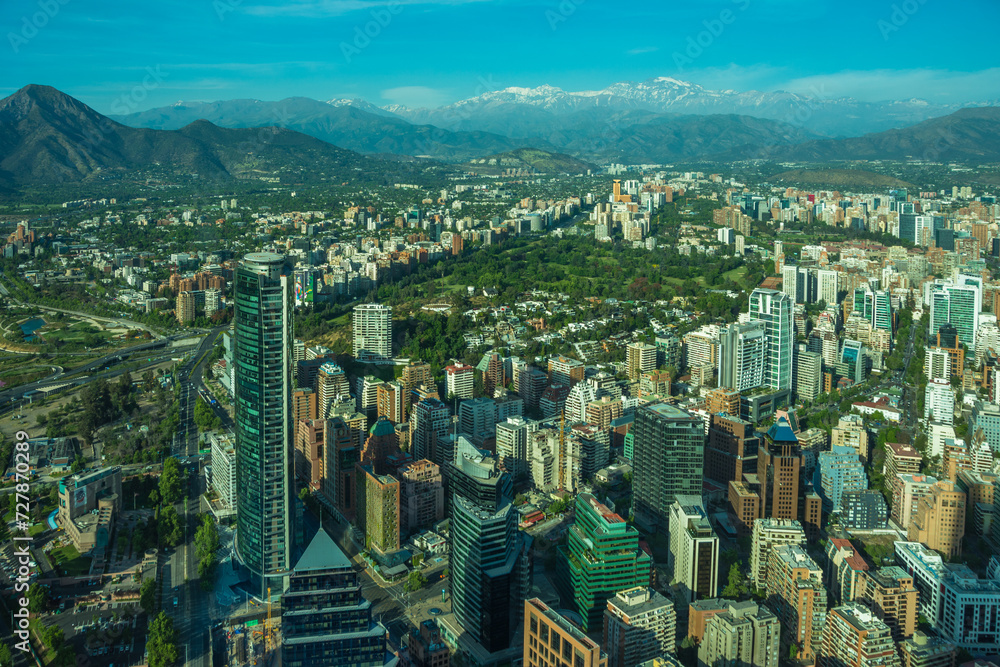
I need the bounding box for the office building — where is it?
[322,415,359,521]
[57,465,122,556]
[748,289,793,392]
[907,480,965,559]
[353,303,392,362]
[928,278,982,353]
[898,632,957,667]
[668,496,719,603]
[450,455,531,653]
[705,413,758,486]
[280,529,391,667]
[560,494,652,631]
[233,252,294,598]
[397,459,444,536]
[895,541,1000,653]
[859,566,918,641]
[524,598,608,667]
[750,518,805,590]
[632,402,704,531]
[818,269,839,306]
[757,417,803,521]
[816,445,868,513]
[627,342,657,381]
[603,587,676,667]
[698,601,780,667]
[404,619,450,667]
[356,463,399,556]
[718,321,766,392]
[818,603,899,667]
[765,544,827,662]
[356,375,385,424]
[209,431,236,511]
[459,397,498,446]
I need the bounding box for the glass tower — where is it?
[234,252,294,598]
[749,289,793,391]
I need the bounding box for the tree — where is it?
[42,624,64,651]
[146,612,180,667]
[721,562,749,599]
[0,643,11,667]
[195,515,220,591]
[70,454,86,473]
[140,578,156,614]
[159,505,184,547]
[404,570,428,592]
[159,457,184,505]
[27,582,49,613]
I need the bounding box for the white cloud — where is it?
[380,85,450,108]
[246,0,493,18]
[780,68,1000,103]
[627,46,659,56]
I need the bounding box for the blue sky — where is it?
[2,0,999,113]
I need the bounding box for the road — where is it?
[173,325,230,458]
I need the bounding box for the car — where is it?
[173,597,178,607]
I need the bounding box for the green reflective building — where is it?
[234,252,295,598]
[560,493,652,632]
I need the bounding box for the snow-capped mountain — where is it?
[388,77,980,137]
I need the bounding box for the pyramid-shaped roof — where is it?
[766,416,798,444]
[293,528,352,573]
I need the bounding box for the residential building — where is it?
[765,544,827,662]
[748,289,793,392]
[795,349,823,402]
[410,398,451,466]
[317,362,351,417]
[668,495,720,604]
[705,413,758,486]
[816,445,868,513]
[718,321,766,392]
[859,566,918,641]
[404,620,451,667]
[233,252,294,598]
[560,494,652,632]
[698,600,780,667]
[353,303,392,362]
[818,603,900,667]
[294,418,325,491]
[831,414,870,464]
[705,387,741,417]
[925,348,951,382]
[377,380,406,423]
[627,342,657,381]
[176,290,196,323]
[398,459,445,537]
[632,402,704,531]
[825,538,869,604]
[524,598,608,667]
[750,518,805,590]
[898,632,957,667]
[603,587,676,667]
[841,490,889,531]
[907,480,965,559]
[892,474,938,530]
[356,463,400,556]
[924,378,954,425]
[445,363,475,400]
[548,355,585,387]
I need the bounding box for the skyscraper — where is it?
[928,278,982,353]
[632,402,704,531]
[280,529,392,667]
[561,494,652,631]
[718,321,766,392]
[450,451,531,653]
[233,252,294,598]
[353,303,392,362]
[668,495,719,603]
[749,289,793,392]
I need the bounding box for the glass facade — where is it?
[749,289,793,391]
[234,252,294,597]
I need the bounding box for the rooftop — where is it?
[293,528,352,573]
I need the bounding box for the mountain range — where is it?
[2,83,1000,188]
[0,85,436,188]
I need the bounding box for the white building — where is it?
[209,431,236,511]
[924,348,951,382]
[925,378,954,426]
[668,495,719,603]
[352,303,392,362]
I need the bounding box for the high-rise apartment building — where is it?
[924,348,951,382]
[410,398,451,466]
[496,416,531,480]
[233,252,294,598]
[795,349,823,402]
[603,587,676,667]
[816,445,868,513]
[176,290,196,323]
[907,480,966,559]
[765,544,827,662]
[899,632,957,667]
[317,362,351,417]
[859,566,918,641]
[818,603,900,667]
[668,495,719,603]
[750,518,806,589]
[718,321,766,392]
[627,342,657,381]
[924,378,954,425]
[356,463,400,556]
[445,363,475,400]
[524,598,608,667]
[560,494,652,631]
[353,303,392,362]
[632,402,704,531]
[376,380,405,423]
[749,288,793,392]
[705,413,758,485]
[397,459,444,536]
[698,600,780,667]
